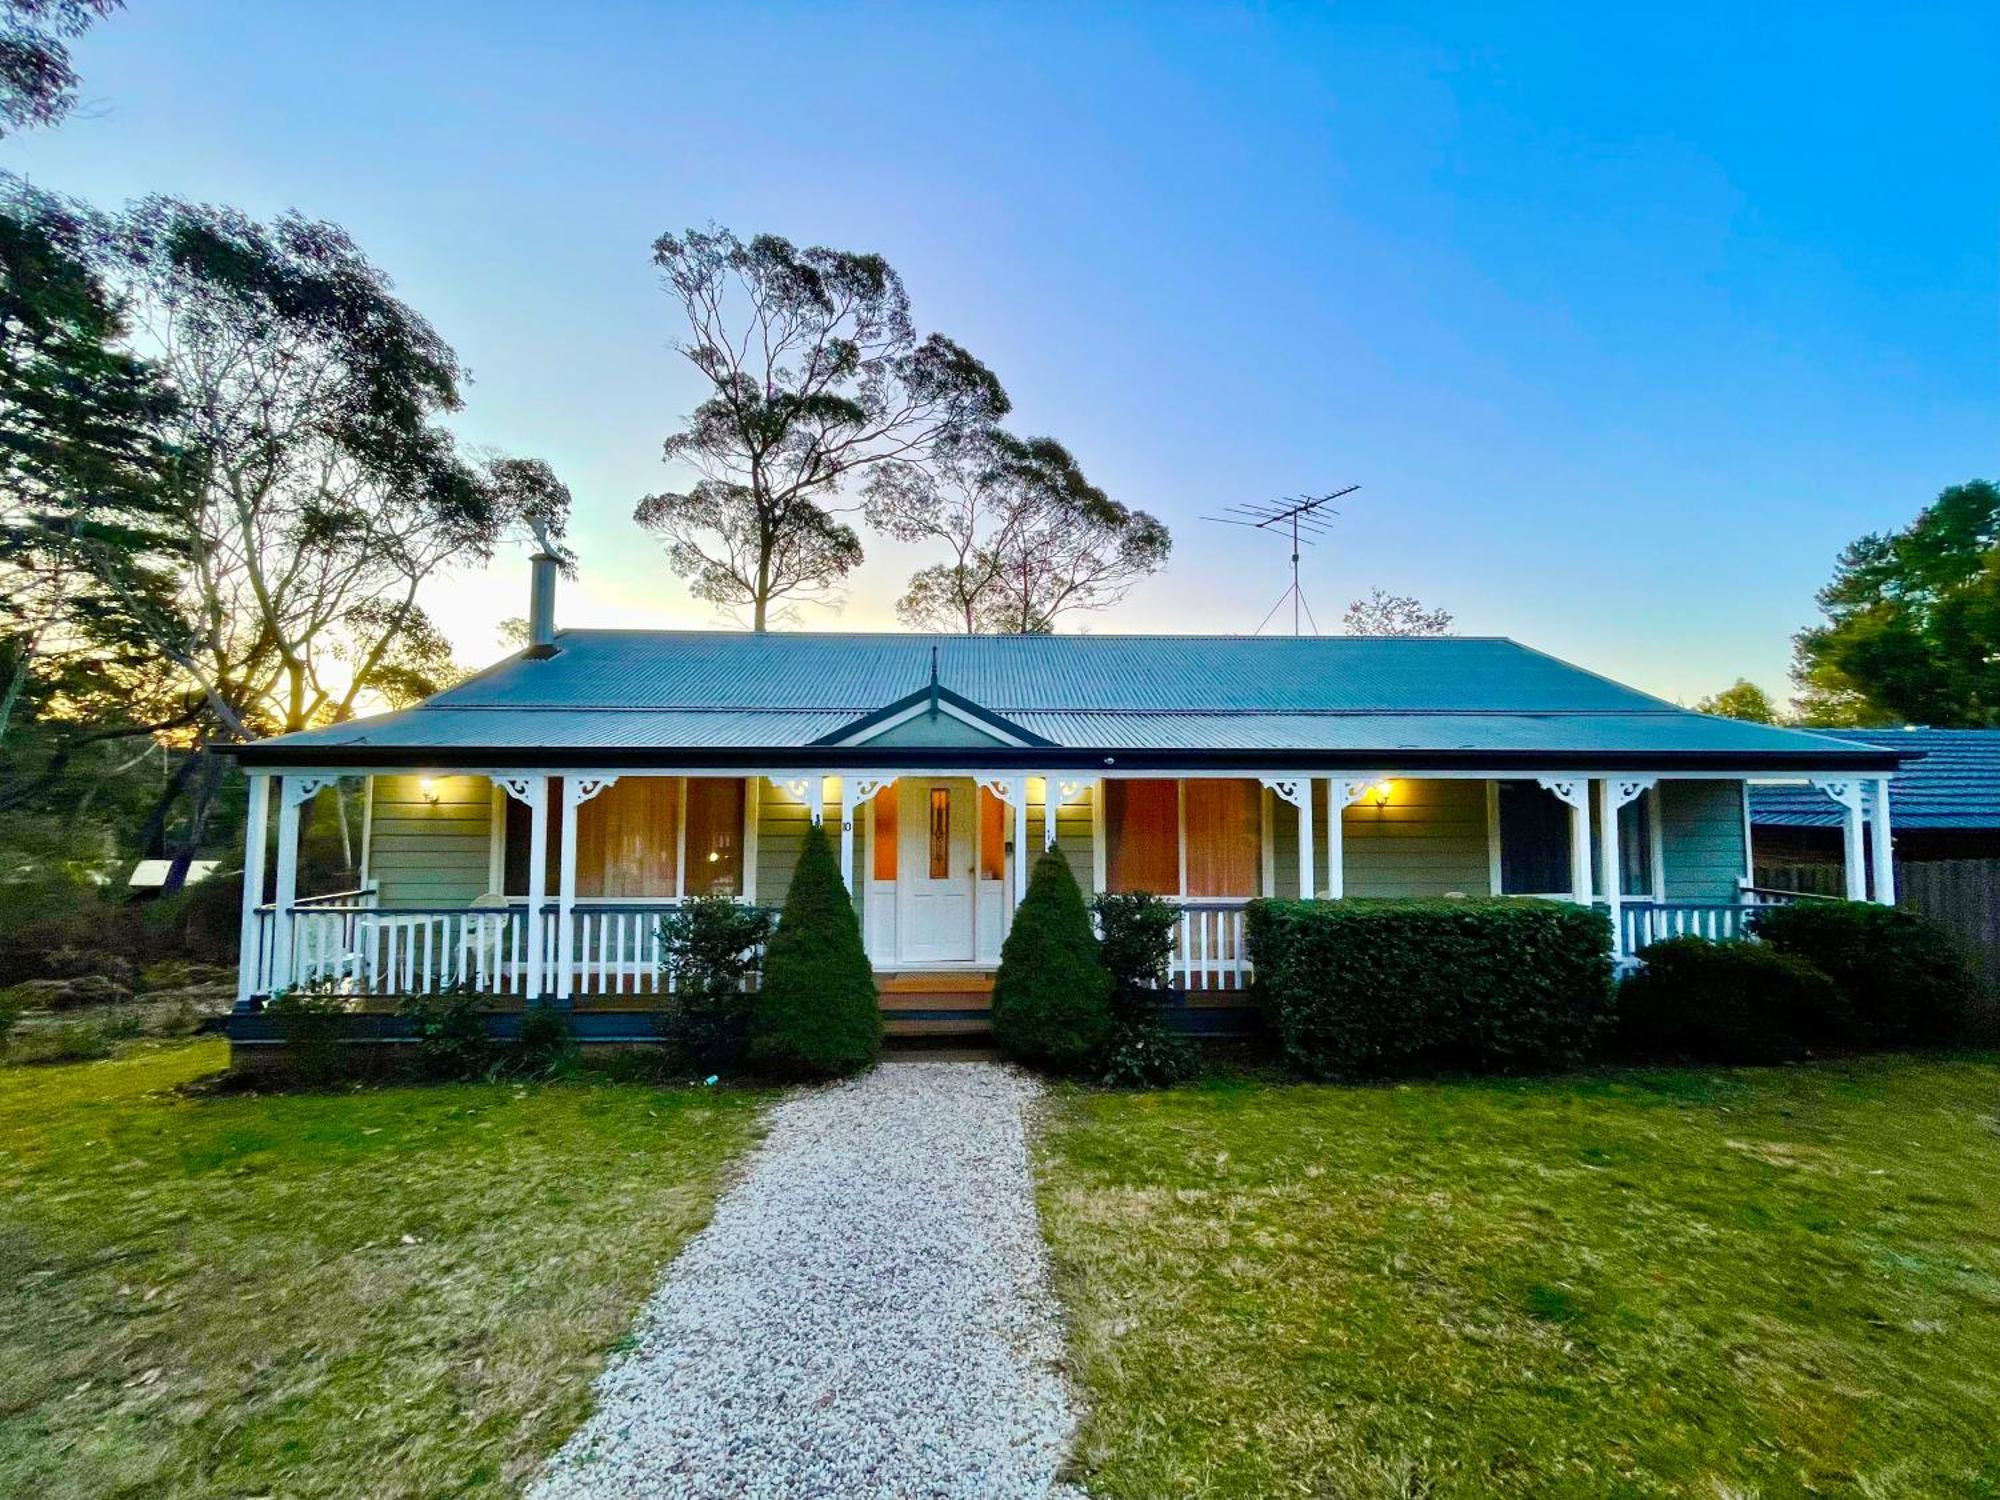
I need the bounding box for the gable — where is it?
[858,709,1018,748]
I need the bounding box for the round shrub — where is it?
[992,847,1112,1074]
[748,821,879,1079]
[1617,936,1849,1064]
[1750,901,1975,1046]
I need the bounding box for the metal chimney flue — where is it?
[527,552,559,658]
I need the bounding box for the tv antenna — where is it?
[1200,485,1360,635]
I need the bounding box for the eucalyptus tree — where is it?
[1341,589,1454,637]
[95,198,571,739]
[866,430,1170,633]
[0,0,121,138]
[637,227,1009,630]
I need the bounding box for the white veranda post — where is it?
[271,773,337,992]
[1261,778,1313,897]
[1811,778,1870,902]
[1598,778,1656,951]
[1869,776,1896,905]
[558,776,617,1001]
[236,771,271,1003]
[976,776,1030,901]
[1328,779,1381,900]
[1537,778,1593,905]
[496,775,550,999]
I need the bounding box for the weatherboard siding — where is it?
[1344,778,1493,897]
[1660,779,1747,903]
[367,775,492,909]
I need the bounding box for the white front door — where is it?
[897,779,975,964]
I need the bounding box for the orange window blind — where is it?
[683,777,744,896]
[978,785,1006,880]
[872,785,898,881]
[1184,778,1261,897]
[575,776,681,897]
[1104,779,1180,893]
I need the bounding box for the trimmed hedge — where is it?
[1246,898,1615,1079]
[992,848,1112,1074]
[1091,890,1198,1087]
[748,821,880,1079]
[1617,936,1849,1063]
[1750,901,1975,1047]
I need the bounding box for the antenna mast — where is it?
[1200,485,1360,635]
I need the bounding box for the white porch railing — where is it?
[248,900,772,1001]
[1616,888,1810,955]
[1172,900,1253,992]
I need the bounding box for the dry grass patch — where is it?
[1036,1056,2000,1499]
[0,1039,762,1498]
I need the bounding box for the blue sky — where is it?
[11,2,1996,703]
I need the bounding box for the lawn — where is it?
[0,1039,763,1499]
[1037,1055,2000,1499]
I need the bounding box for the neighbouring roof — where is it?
[1752,728,2000,828]
[233,630,1905,772]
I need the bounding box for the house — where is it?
[223,554,1907,1051]
[1752,728,2000,882]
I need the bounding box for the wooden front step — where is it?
[875,970,995,995]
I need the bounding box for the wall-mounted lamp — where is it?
[1371,779,1395,808]
[418,776,440,805]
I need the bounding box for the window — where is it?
[978,786,1006,881]
[503,777,743,899]
[683,777,745,896]
[1184,779,1261,897]
[575,777,681,897]
[1496,780,1571,895]
[1103,779,1180,893]
[871,785,898,881]
[1615,792,1655,898]
[928,787,951,879]
[502,779,561,896]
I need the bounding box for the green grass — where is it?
[1036,1056,2000,1499]
[0,1039,763,1498]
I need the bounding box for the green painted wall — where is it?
[367,774,491,909]
[1659,779,1747,902]
[1344,778,1493,897]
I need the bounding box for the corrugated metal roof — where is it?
[1752,728,2000,827]
[247,630,1900,765]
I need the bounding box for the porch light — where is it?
[418,777,440,804]
[1371,779,1395,807]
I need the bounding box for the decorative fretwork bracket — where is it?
[1260,776,1310,809]
[850,775,896,804]
[282,773,341,809]
[567,775,618,808]
[1045,775,1094,848]
[1536,777,1589,810]
[975,774,1025,806]
[1607,777,1656,810]
[1335,777,1386,809]
[1809,777,1867,814]
[494,774,546,810]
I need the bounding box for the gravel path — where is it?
[531,1061,1083,1500]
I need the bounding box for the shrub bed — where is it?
[1246,898,1615,1079]
[1750,901,1975,1046]
[1618,936,1849,1063]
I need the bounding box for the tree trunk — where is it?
[162,748,225,895]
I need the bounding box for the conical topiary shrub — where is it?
[748,819,880,1079]
[992,846,1112,1073]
